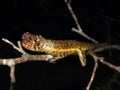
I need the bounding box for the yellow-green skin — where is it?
[22,32,100,66]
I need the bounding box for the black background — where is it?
[0,0,120,90]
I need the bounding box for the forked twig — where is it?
[99,58,120,72]
[64,0,120,89]
[2,38,26,54]
[0,38,54,90]
[64,0,98,43]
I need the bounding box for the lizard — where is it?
[21,32,106,66]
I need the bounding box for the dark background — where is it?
[0,0,120,90]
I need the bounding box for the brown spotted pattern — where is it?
[22,32,98,58]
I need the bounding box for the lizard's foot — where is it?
[48,57,63,64]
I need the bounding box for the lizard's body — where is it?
[22,32,103,66]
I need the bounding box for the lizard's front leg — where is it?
[48,56,64,64]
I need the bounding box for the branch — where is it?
[0,54,54,65]
[0,1,119,90]
[1,39,120,90]
[86,59,98,90]
[0,38,55,90]
[86,51,120,90]
[64,0,98,43]
[64,1,120,89]
[91,44,120,72]
[99,58,120,72]
[10,65,15,90]
[2,38,26,54]
[92,44,120,53]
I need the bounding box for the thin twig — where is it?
[17,41,26,54]
[2,38,26,54]
[86,51,120,90]
[99,58,120,73]
[88,51,120,73]
[72,28,98,43]
[64,0,98,43]
[92,44,120,53]
[64,0,82,31]
[85,53,100,90]
[86,60,98,90]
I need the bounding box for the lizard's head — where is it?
[22,32,44,51]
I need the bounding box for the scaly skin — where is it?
[22,32,102,66]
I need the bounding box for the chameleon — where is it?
[21,32,105,66]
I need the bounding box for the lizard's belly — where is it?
[45,49,77,57]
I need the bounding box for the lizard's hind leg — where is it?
[77,49,87,67]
